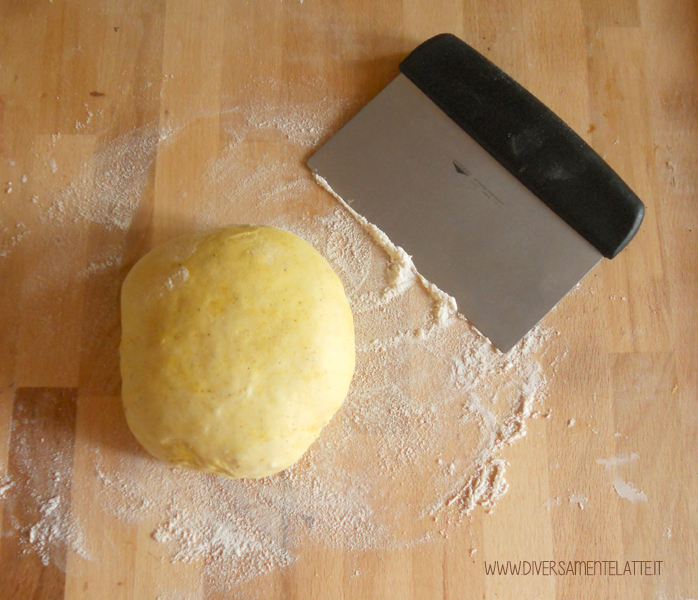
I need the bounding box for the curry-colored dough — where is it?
[120,226,355,479]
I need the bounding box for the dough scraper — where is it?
[308,34,645,352]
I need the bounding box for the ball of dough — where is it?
[120,225,355,479]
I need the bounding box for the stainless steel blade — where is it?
[308,74,602,352]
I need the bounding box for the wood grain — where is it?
[0,388,78,600]
[1,0,697,598]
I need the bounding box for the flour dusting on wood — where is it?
[0,83,563,596]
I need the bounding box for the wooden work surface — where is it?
[1,0,697,598]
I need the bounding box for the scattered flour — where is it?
[77,250,124,280]
[0,221,30,257]
[610,478,647,503]
[542,496,561,510]
[44,126,158,231]
[0,480,13,498]
[164,266,190,291]
[596,453,647,503]
[596,453,640,468]
[2,400,90,570]
[0,79,564,596]
[569,493,588,510]
[314,173,458,327]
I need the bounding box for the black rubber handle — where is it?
[400,33,644,259]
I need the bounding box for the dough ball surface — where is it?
[120,225,355,479]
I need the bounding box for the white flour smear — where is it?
[0,84,562,596]
[43,126,159,231]
[2,394,90,570]
[596,453,648,503]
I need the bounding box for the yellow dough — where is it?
[120,225,355,479]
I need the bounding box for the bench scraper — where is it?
[308,34,645,352]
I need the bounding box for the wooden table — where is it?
[1,0,696,598]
